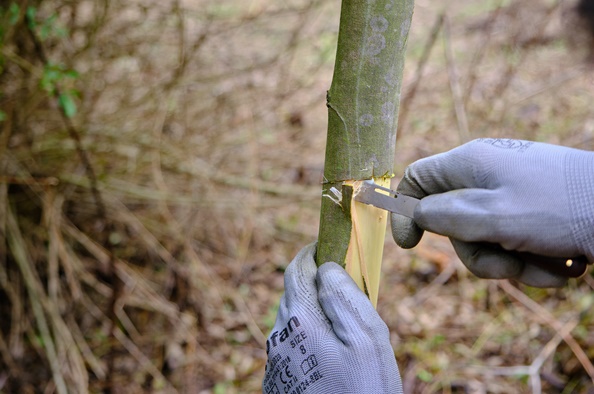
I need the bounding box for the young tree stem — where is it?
[316,0,414,304]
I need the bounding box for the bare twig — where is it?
[407,261,457,306]
[444,15,470,143]
[468,319,577,394]
[65,314,106,380]
[514,66,587,103]
[25,19,106,220]
[398,12,444,129]
[487,2,561,125]
[463,1,504,105]
[6,206,68,394]
[498,281,594,382]
[25,16,123,390]
[79,295,176,392]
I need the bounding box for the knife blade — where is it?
[354,180,419,218]
[353,180,588,279]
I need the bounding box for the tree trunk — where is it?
[316,0,414,307]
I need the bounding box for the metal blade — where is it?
[354,181,420,219]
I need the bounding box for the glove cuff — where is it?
[566,149,594,262]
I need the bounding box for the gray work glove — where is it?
[391,138,594,288]
[263,243,403,394]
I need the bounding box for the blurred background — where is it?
[1,0,594,392]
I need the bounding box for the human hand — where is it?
[391,138,594,287]
[263,243,403,394]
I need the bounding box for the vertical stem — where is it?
[316,0,414,303]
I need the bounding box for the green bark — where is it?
[317,0,415,266]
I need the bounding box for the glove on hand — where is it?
[263,244,403,394]
[391,138,594,287]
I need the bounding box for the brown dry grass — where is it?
[0,0,593,393]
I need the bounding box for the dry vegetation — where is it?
[0,0,593,393]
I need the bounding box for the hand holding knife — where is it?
[354,180,589,279]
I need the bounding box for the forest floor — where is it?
[1,0,594,392]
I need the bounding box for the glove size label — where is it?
[264,316,326,394]
[289,331,307,349]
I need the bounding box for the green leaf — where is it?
[58,93,77,118]
[0,111,6,121]
[430,334,445,347]
[25,6,36,29]
[9,3,20,25]
[40,20,52,40]
[417,369,433,383]
[65,69,79,79]
[40,64,79,94]
[41,64,59,93]
[39,14,68,40]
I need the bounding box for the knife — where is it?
[354,180,588,278]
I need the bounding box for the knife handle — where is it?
[509,251,588,278]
